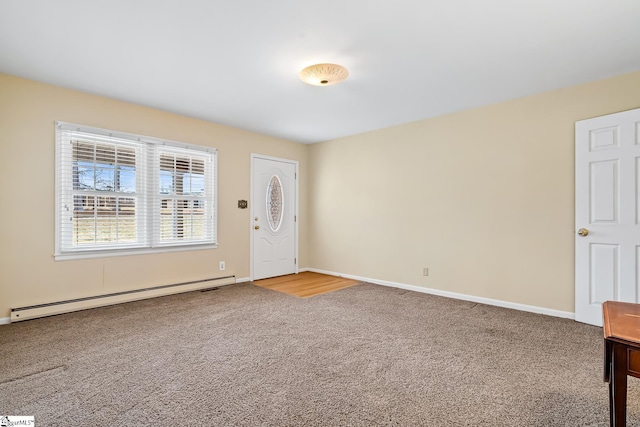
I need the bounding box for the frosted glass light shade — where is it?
[299,63,349,86]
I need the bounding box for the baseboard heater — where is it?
[10,275,236,322]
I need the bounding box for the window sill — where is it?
[54,243,218,261]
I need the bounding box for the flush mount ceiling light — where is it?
[299,63,349,86]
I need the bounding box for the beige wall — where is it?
[0,73,309,318]
[2,70,640,320]
[309,71,640,313]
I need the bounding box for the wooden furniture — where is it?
[603,301,640,426]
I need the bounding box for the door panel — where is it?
[251,156,297,280]
[589,160,618,224]
[589,243,618,304]
[589,126,619,151]
[576,108,640,326]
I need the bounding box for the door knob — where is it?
[577,228,589,237]
[254,217,259,221]
[254,225,260,230]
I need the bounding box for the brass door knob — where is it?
[577,228,589,237]
[254,225,260,230]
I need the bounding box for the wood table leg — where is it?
[610,379,615,426]
[611,342,628,427]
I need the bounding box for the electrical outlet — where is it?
[423,267,429,276]
[219,261,226,271]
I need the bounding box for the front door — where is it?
[575,107,640,326]
[251,155,297,280]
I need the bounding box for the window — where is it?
[266,174,284,232]
[55,122,217,259]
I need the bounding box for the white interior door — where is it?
[575,107,640,326]
[251,155,297,281]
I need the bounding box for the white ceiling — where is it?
[1,1,639,144]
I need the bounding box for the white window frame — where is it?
[55,121,217,260]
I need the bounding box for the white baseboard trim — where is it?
[0,317,10,325]
[298,267,310,273]
[307,268,575,320]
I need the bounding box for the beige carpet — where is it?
[1,282,640,426]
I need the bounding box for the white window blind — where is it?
[55,122,217,259]
[153,146,215,246]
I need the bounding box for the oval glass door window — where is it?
[266,174,284,232]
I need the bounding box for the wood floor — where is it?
[253,272,358,298]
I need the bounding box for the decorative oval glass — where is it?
[266,175,284,232]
